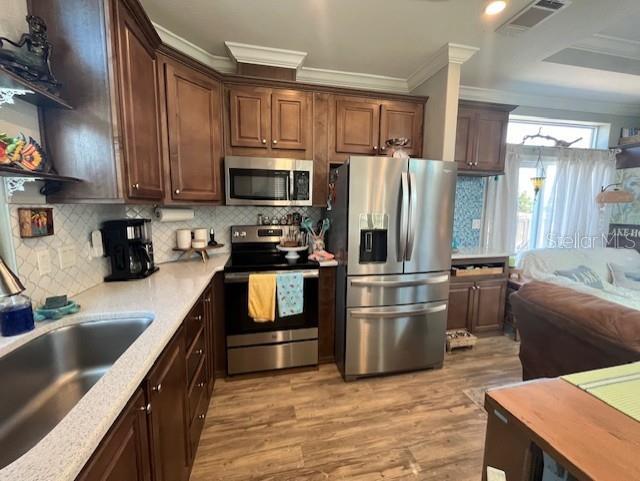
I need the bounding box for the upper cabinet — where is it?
[159,54,224,203]
[33,0,165,202]
[330,95,425,163]
[454,101,517,175]
[225,85,312,156]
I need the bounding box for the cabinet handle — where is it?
[132,183,140,190]
[175,189,181,195]
[152,383,162,393]
[197,381,205,388]
[139,403,151,414]
[193,314,203,321]
[203,297,211,303]
[261,138,267,144]
[195,349,204,356]
[272,139,278,145]
[198,413,206,420]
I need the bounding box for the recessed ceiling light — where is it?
[485,1,507,15]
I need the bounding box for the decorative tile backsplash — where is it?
[126,206,322,263]
[453,177,486,248]
[9,204,124,305]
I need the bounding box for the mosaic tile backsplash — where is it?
[453,177,486,248]
[9,204,321,305]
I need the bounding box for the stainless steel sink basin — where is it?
[0,317,153,470]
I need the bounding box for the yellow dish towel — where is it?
[248,273,276,322]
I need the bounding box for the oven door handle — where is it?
[224,269,320,283]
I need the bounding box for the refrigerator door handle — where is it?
[406,171,418,261]
[399,172,409,261]
[350,274,449,288]
[350,303,448,319]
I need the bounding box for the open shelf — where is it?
[0,65,72,110]
[611,142,640,169]
[0,165,81,183]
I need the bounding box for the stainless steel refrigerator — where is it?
[327,155,457,380]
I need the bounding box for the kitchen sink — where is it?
[0,316,153,470]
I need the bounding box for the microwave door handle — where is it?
[406,172,418,261]
[289,171,294,201]
[399,172,409,262]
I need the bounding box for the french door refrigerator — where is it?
[327,155,457,380]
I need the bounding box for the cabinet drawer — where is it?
[186,327,206,384]
[187,359,207,424]
[188,385,209,460]
[185,301,205,349]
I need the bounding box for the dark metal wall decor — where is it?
[0,15,60,92]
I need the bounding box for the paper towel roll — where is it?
[154,207,194,222]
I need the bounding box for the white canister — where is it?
[176,229,192,249]
[192,239,206,249]
[193,228,208,242]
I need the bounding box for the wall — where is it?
[609,167,640,251]
[453,176,485,248]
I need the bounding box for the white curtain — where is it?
[538,147,616,248]
[481,144,521,253]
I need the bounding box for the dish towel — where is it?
[248,273,276,322]
[276,272,304,317]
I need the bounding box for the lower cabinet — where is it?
[447,278,507,332]
[76,283,217,481]
[76,389,152,481]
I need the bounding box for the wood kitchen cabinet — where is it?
[146,327,189,481]
[160,54,224,203]
[330,95,424,163]
[226,85,312,154]
[75,389,152,481]
[447,281,476,331]
[32,0,165,202]
[318,267,336,363]
[454,101,517,175]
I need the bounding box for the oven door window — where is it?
[229,168,289,201]
[225,277,318,335]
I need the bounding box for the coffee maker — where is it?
[101,219,158,281]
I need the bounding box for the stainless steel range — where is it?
[224,225,319,375]
[328,155,457,381]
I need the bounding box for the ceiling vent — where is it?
[497,0,571,36]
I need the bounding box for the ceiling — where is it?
[141,0,640,114]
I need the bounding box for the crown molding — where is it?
[225,41,307,70]
[407,43,479,91]
[296,67,409,93]
[572,34,640,62]
[459,85,640,117]
[153,23,235,73]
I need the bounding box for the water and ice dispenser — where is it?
[358,213,388,263]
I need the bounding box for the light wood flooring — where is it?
[191,335,521,481]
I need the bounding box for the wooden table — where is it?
[482,378,640,481]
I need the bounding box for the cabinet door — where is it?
[147,328,189,481]
[447,281,475,330]
[454,107,476,172]
[474,109,509,172]
[380,101,424,156]
[335,99,381,154]
[164,61,223,202]
[271,90,310,151]
[76,389,151,481]
[474,279,507,331]
[229,86,270,148]
[114,0,164,200]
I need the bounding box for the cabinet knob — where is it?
[193,314,203,321]
[175,189,181,195]
[262,138,267,144]
[373,146,378,151]
[473,161,479,166]
[272,139,278,145]
[197,381,205,388]
[198,413,206,420]
[132,183,140,190]
[195,349,204,356]
[203,297,211,303]
[139,403,151,414]
[152,383,162,393]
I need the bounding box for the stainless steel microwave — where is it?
[225,156,314,206]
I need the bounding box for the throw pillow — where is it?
[609,262,640,290]
[554,265,604,289]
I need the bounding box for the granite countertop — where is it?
[452,248,511,261]
[0,254,229,481]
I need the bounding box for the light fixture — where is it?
[485,1,507,15]
[596,184,634,205]
[530,149,546,197]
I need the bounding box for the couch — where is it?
[512,248,640,380]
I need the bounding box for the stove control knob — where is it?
[240,231,247,238]
[233,231,240,238]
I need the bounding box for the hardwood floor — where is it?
[190,335,521,481]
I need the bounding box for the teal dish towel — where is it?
[276,272,304,317]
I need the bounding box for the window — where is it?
[507,119,598,149]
